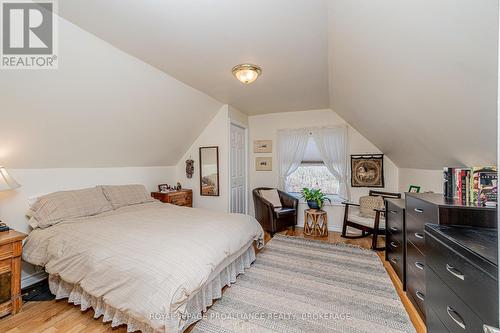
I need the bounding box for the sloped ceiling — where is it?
[2,1,497,170]
[328,0,498,169]
[0,17,223,168]
[58,0,330,115]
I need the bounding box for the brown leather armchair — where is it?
[252,187,298,236]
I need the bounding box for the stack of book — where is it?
[443,166,497,207]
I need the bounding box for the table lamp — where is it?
[0,166,20,231]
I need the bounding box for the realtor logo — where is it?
[1,0,58,69]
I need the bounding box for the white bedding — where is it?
[22,201,264,332]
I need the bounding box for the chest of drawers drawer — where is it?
[151,190,193,207]
[427,268,485,332]
[407,240,426,319]
[426,228,498,328]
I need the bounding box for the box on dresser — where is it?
[425,224,498,332]
[404,192,496,323]
[385,198,406,290]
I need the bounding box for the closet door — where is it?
[230,123,247,214]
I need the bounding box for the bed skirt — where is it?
[48,244,256,333]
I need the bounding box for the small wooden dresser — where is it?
[0,230,27,317]
[151,189,193,207]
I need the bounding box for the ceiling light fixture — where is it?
[232,64,262,84]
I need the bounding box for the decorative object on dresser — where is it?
[0,166,20,230]
[350,154,384,187]
[425,224,498,332]
[199,146,220,196]
[253,140,272,153]
[252,187,298,236]
[304,209,328,237]
[255,157,272,171]
[404,192,497,324]
[151,189,193,207]
[341,190,401,250]
[408,185,420,193]
[0,230,27,317]
[185,159,194,179]
[385,198,406,290]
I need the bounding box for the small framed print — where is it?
[158,184,170,193]
[255,157,272,171]
[253,140,272,153]
[408,185,421,193]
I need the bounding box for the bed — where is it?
[22,185,264,333]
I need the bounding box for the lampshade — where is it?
[0,167,20,191]
[232,64,262,84]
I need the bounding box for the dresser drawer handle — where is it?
[446,264,465,281]
[389,226,398,232]
[390,258,397,264]
[389,210,398,214]
[415,291,425,301]
[415,262,424,270]
[414,232,424,239]
[390,241,398,248]
[414,208,424,213]
[447,306,466,330]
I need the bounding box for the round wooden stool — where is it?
[304,209,328,237]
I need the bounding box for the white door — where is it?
[230,123,247,214]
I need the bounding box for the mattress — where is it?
[23,201,264,332]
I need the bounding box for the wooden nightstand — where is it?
[0,230,27,317]
[151,189,193,207]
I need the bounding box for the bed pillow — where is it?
[359,195,385,218]
[100,184,154,209]
[259,189,282,208]
[27,187,113,229]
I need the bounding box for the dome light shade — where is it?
[232,64,262,84]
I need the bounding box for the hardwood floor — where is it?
[0,228,425,333]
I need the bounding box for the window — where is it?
[285,137,339,195]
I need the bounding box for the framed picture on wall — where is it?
[253,140,272,153]
[350,154,384,187]
[408,185,421,193]
[255,157,272,171]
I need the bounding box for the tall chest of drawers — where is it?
[425,224,498,332]
[404,193,496,323]
[385,198,406,290]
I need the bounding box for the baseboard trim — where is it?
[21,271,48,289]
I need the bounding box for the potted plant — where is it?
[301,187,331,210]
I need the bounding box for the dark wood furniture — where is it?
[151,189,193,207]
[404,192,497,323]
[425,224,498,332]
[252,187,298,236]
[304,209,328,237]
[341,190,401,250]
[385,198,406,290]
[0,230,27,317]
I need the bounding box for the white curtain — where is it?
[277,128,309,190]
[312,126,349,200]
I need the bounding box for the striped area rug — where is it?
[192,234,415,333]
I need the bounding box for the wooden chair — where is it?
[341,190,401,250]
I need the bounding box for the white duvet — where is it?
[22,201,264,332]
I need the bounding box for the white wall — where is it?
[398,168,443,195]
[176,106,230,212]
[0,14,223,169]
[248,109,399,231]
[0,166,175,287]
